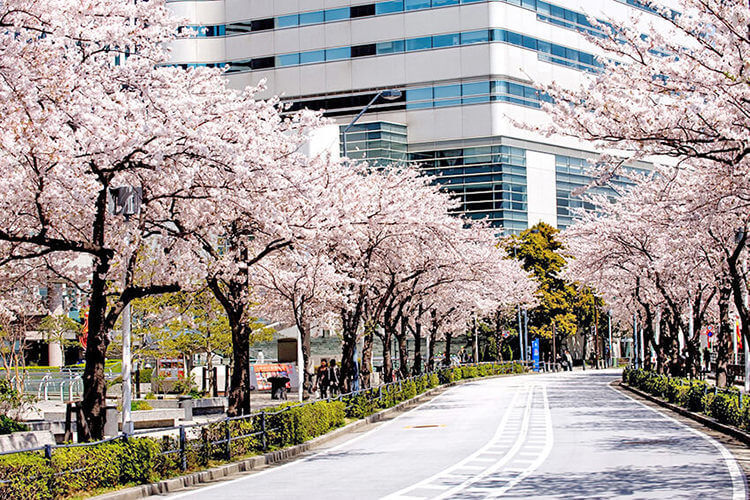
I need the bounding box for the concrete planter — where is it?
[0,430,56,453]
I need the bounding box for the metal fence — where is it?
[0,361,528,486]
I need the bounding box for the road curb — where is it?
[94,373,522,500]
[617,381,750,446]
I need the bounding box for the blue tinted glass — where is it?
[376,40,405,54]
[299,11,325,25]
[432,33,460,48]
[277,14,299,27]
[461,30,489,44]
[578,51,594,66]
[406,87,433,101]
[405,0,430,9]
[521,35,537,50]
[406,36,432,51]
[406,101,433,110]
[277,53,300,66]
[537,0,551,15]
[537,40,551,54]
[491,29,507,42]
[300,50,325,63]
[506,31,522,46]
[433,0,459,5]
[325,8,349,21]
[521,0,536,8]
[462,81,490,95]
[376,1,404,14]
[461,0,483,3]
[326,47,349,60]
[463,95,490,105]
[551,44,566,57]
[491,80,508,94]
[434,84,461,98]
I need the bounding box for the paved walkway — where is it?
[159,370,745,499]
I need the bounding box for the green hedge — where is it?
[0,362,524,499]
[623,368,750,430]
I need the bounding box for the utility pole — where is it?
[633,313,638,368]
[608,309,613,368]
[517,306,524,361]
[473,314,479,363]
[109,186,142,436]
[552,321,557,371]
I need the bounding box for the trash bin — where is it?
[267,376,290,400]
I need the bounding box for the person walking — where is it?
[313,359,330,399]
[565,350,573,371]
[328,359,340,397]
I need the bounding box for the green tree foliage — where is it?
[125,291,273,394]
[38,313,81,349]
[506,223,604,342]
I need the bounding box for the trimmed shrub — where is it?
[0,415,28,435]
[0,362,525,498]
[0,453,53,499]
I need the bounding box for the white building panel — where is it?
[525,150,558,228]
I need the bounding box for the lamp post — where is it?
[108,186,142,436]
[341,89,402,158]
[607,309,613,368]
[523,309,529,363]
[633,311,638,369]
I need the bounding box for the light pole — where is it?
[633,311,638,369]
[341,89,402,158]
[523,309,529,363]
[607,309,613,368]
[109,186,142,436]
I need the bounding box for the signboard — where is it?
[156,358,185,381]
[532,339,540,372]
[249,363,299,391]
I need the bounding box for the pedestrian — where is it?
[313,358,330,399]
[565,350,573,371]
[328,359,340,397]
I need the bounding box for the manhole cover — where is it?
[404,424,445,429]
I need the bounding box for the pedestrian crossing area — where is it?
[382,382,553,499]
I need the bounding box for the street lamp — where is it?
[607,309,613,368]
[108,186,142,436]
[341,89,402,158]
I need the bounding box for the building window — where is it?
[351,44,377,58]
[251,18,274,31]
[350,4,376,18]
[250,57,275,69]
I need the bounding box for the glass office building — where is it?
[167,0,654,231]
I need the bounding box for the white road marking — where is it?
[381,385,528,500]
[168,385,465,499]
[486,385,554,498]
[612,384,747,500]
[432,386,538,499]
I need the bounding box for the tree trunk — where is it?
[360,324,374,389]
[716,282,733,388]
[396,320,409,379]
[380,330,393,384]
[227,321,251,416]
[427,324,437,371]
[340,332,356,393]
[80,257,111,441]
[412,317,422,376]
[444,332,452,365]
[298,320,313,398]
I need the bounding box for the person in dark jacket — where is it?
[313,359,330,399]
[328,359,340,397]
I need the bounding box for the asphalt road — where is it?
[167,370,746,499]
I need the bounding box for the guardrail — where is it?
[0,360,530,486]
